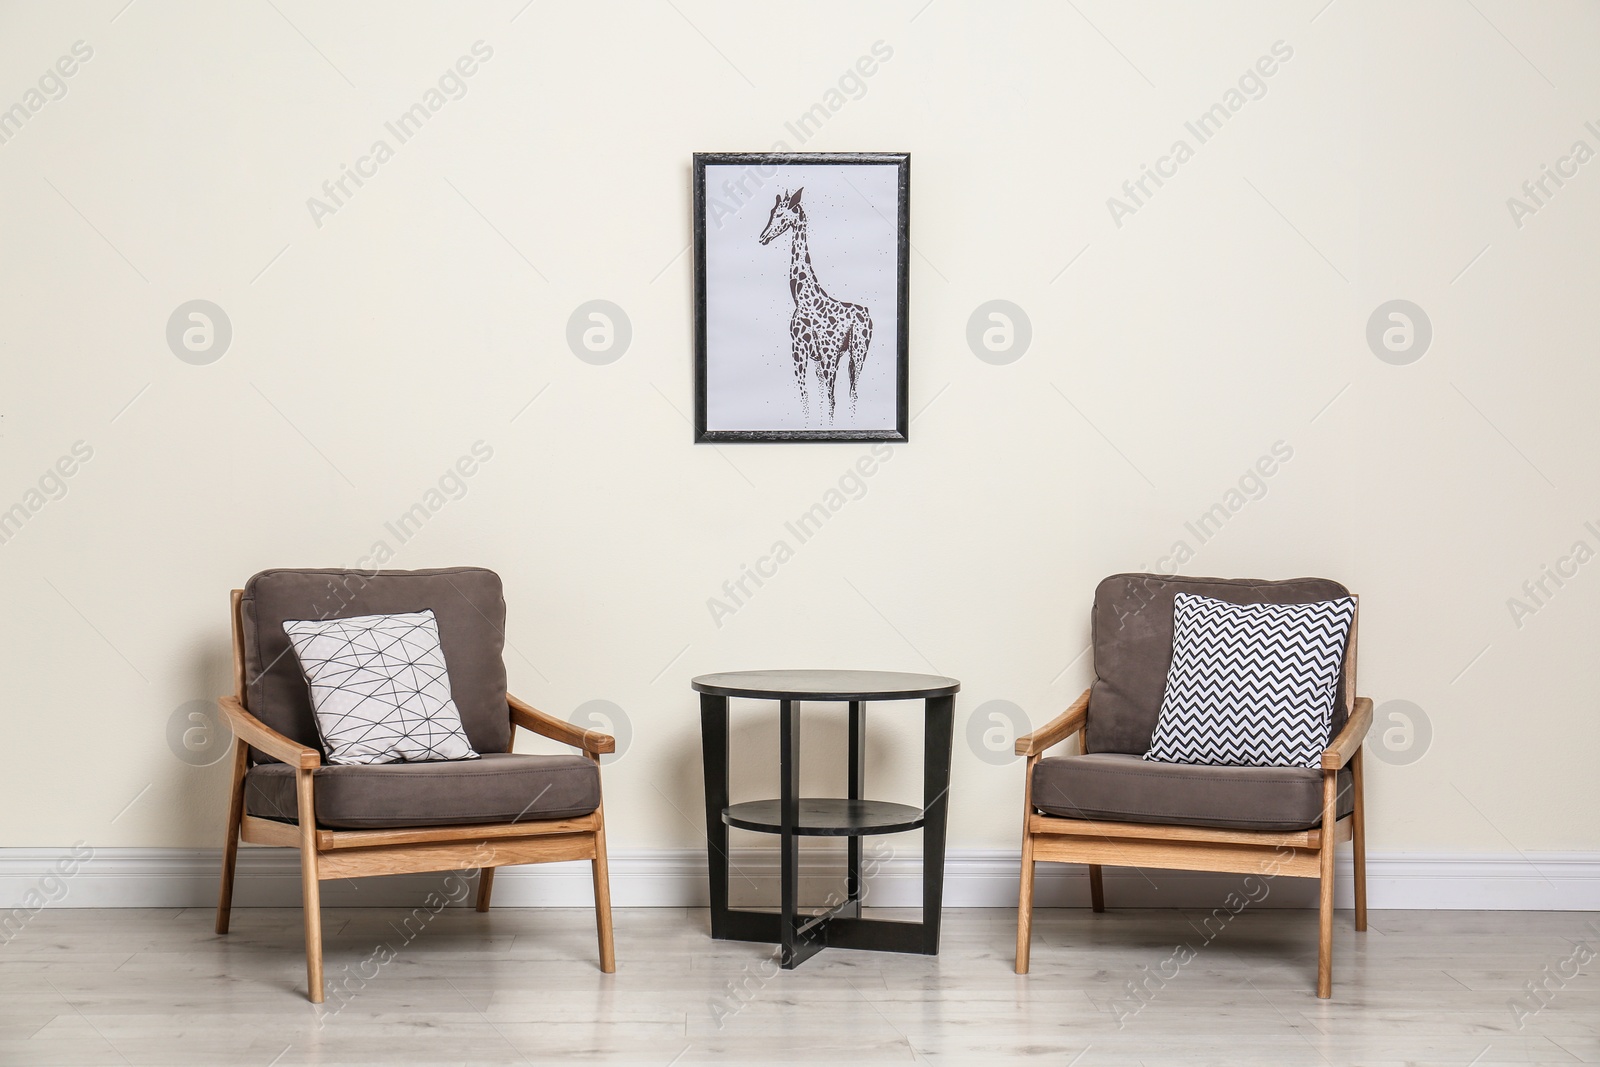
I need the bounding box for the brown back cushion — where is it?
[1087,573,1353,755]
[240,568,510,761]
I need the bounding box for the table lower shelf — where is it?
[722,798,925,837]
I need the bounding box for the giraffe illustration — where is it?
[758,188,873,423]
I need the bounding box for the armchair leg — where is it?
[1088,864,1105,913]
[1014,831,1035,974]
[216,739,247,935]
[475,867,496,913]
[1351,748,1368,933]
[1016,753,1044,975]
[591,810,615,973]
[1316,771,1337,999]
[295,769,325,1004]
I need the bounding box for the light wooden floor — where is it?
[1,906,1595,1065]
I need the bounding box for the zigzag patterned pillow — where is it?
[283,609,479,766]
[1144,593,1355,769]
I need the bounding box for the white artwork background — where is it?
[703,164,900,432]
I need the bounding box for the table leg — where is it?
[779,698,802,967]
[699,693,730,940]
[921,694,955,955]
[845,700,864,918]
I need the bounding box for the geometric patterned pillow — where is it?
[282,610,479,766]
[1143,594,1356,769]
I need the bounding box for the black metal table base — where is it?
[712,907,936,968]
[696,675,957,969]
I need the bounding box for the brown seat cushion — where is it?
[244,753,600,829]
[1032,752,1354,832]
[240,568,511,762]
[1088,573,1354,755]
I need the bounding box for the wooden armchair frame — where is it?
[214,590,615,1003]
[1014,608,1370,999]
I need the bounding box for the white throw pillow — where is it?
[1143,593,1355,769]
[282,609,479,766]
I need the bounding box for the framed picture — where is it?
[693,152,909,442]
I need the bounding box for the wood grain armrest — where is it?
[1015,688,1091,756]
[217,695,321,769]
[1321,696,1373,770]
[508,693,615,755]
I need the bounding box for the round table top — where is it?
[691,669,960,701]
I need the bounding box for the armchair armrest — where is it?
[508,693,615,755]
[1015,688,1091,757]
[217,695,321,769]
[1321,696,1373,770]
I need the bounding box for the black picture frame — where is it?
[693,152,910,443]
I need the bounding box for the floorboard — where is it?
[0,907,1594,1065]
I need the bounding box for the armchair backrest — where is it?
[237,567,511,761]
[1087,573,1355,755]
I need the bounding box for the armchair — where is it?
[1014,574,1369,998]
[214,567,615,1002]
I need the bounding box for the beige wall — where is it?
[1,1,1595,855]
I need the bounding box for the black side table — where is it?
[693,669,959,968]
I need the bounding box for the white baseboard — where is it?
[2,847,1597,913]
